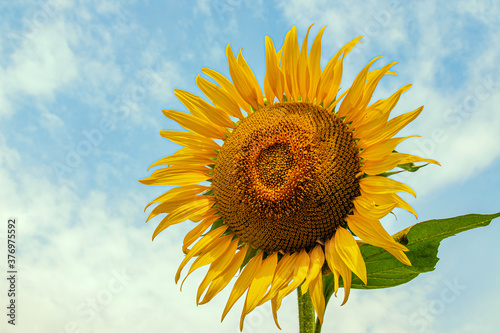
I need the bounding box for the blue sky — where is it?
[1,1,499,332]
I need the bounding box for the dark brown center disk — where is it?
[212,102,360,253]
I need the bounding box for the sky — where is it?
[0,0,499,332]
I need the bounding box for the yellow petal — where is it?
[173,89,209,120]
[181,234,233,289]
[323,59,345,108]
[196,76,244,120]
[362,152,440,175]
[197,238,239,304]
[175,87,234,128]
[149,149,213,169]
[202,67,250,114]
[308,272,325,325]
[139,166,210,186]
[258,253,296,306]
[316,36,362,105]
[144,184,208,211]
[200,245,249,305]
[264,36,283,102]
[324,238,340,295]
[274,249,309,313]
[353,61,400,119]
[329,233,353,305]
[297,24,313,100]
[281,26,300,100]
[360,176,416,197]
[187,206,217,223]
[240,252,278,331]
[221,251,262,321]
[263,72,276,104]
[162,109,229,139]
[172,147,218,158]
[398,153,440,166]
[307,26,326,99]
[152,196,216,240]
[361,190,417,218]
[347,212,412,266]
[346,213,408,252]
[334,227,367,285]
[348,214,411,267]
[326,88,349,112]
[146,192,213,222]
[175,225,228,283]
[359,135,419,160]
[354,84,412,136]
[182,214,220,254]
[301,244,325,295]
[237,51,265,107]
[159,130,220,150]
[337,56,383,119]
[226,44,261,110]
[386,247,412,266]
[353,196,397,220]
[271,295,281,329]
[147,153,214,170]
[361,106,423,146]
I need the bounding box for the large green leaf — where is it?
[324,213,500,290]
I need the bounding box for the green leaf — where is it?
[326,213,500,289]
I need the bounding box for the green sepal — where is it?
[397,162,430,173]
[376,162,430,178]
[377,170,403,178]
[202,188,214,196]
[208,218,224,232]
[240,246,260,272]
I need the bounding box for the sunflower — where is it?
[140,25,439,330]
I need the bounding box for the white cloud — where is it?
[39,104,66,132]
[277,0,407,56]
[398,45,500,195]
[0,79,13,117]
[194,0,212,16]
[0,0,172,126]
[0,13,79,118]
[96,0,124,15]
[6,20,78,97]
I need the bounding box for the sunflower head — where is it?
[140,25,439,330]
[213,101,361,253]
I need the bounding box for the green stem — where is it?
[313,308,326,333]
[297,288,316,333]
[314,319,322,333]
